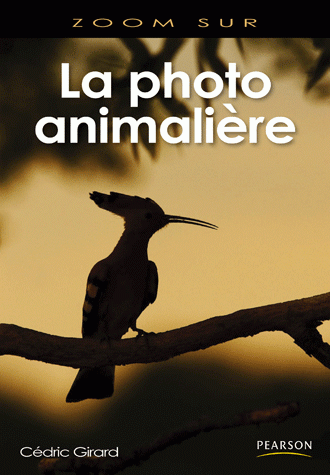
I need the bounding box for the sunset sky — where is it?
[1,38,330,422]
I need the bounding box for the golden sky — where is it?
[1,38,330,421]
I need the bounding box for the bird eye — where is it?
[145,212,152,219]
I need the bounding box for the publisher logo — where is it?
[256,440,312,458]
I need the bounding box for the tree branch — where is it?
[38,402,300,475]
[1,291,330,370]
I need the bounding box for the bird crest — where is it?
[90,191,217,233]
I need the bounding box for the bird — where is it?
[66,191,217,403]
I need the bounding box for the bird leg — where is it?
[130,322,155,338]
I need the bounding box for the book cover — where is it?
[1,13,330,475]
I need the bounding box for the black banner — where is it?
[0,11,327,38]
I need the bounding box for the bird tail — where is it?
[66,365,115,403]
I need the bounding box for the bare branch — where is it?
[1,292,330,370]
[38,402,300,475]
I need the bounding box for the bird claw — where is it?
[130,324,155,339]
[136,328,155,338]
[135,329,155,348]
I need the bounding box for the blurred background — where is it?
[2,37,330,474]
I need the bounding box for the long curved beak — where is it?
[166,214,218,230]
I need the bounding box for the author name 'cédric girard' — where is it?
[20,446,119,458]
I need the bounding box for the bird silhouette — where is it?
[66,191,217,402]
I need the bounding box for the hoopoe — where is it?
[66,191,217,402]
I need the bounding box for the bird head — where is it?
[90,191,217,236]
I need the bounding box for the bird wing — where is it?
[143,260,158,308]
[82,276,105,338]
[82,260,158,338]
